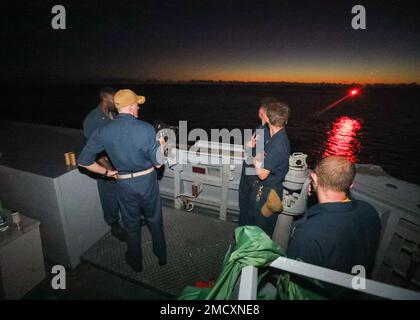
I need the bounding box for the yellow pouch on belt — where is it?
[260,189,283,218]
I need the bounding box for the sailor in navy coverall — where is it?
[78,89,167,272]
[82,87,126,242]
[238,100,270,226]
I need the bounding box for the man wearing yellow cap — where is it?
[78,89,167,272]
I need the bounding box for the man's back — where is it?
[92,113,161,173]
[287,199,381,274]
[79,113,162,174]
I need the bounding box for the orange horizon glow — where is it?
[153,61,420,85]
[162,72,419,85]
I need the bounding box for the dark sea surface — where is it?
[1,83,419,185]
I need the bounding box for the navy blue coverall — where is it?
[248,128,290,236]
[238,123,270,226]
[78,113,167,264]
[83,106,119,226]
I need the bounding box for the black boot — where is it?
[158,258,167,266]
[125,253,143,272]
[111,222,127,242]
[156,253,167,266]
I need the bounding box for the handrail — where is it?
[238,256,420,300]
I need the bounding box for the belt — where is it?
[117,167,154,179]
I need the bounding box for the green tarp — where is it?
[179,225,325,300]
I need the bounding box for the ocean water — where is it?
[1,83,419,185]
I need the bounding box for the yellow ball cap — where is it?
[114,89,146,109]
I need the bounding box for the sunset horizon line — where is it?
[2,76,419,87]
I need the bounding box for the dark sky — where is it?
[1,0,419,83]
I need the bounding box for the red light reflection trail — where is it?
[323,116,362,163]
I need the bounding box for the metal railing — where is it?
[237,257,420,300]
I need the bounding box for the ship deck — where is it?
[1,120,419,299]
[0,120,237,299]
[81,201,236,298]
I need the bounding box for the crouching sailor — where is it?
[78,89,167,272]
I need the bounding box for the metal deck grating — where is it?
[81,206,236,297]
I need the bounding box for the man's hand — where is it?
[253,157,270,180]
[159,137,166,146]
[159,137,167,153]
[308,181,313,196]
[253,157,262,169]
[107,170,118,179]
[97,156,115,171]
[245,133,257,149]
[79,162,118,179]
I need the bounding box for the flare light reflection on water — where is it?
[322,116,362,163]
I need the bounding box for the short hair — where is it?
[260,97,278,112]
[314,156,356,193]
[266,101,291,126]
[99,86,116,98]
